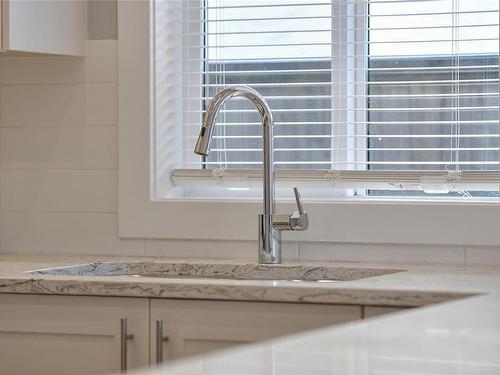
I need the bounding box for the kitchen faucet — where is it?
[194,86,309,264]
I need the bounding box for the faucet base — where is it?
[258,214,282,264]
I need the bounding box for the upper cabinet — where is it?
[1,0,86,56]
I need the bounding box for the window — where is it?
[368,0,499,198]
[118,0,500,242]
[153,0,499,200]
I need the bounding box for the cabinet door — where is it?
[151,299,361,363]
[0,294,149,375]
[1,0,85,55]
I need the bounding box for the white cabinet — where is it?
[0,294,363,373]
[0,294,149,375]
[150,299,362,363]
[1,0,86,55]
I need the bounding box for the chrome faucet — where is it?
[194,86,309,264]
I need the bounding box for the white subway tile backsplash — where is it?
[85,40,118,83]
[0,82,117,127]
[0,127,117,170]
[1,170,117,213]
[466,247,500,266]
[282,242,300,261]
[299,242,466,265]
[85,83,117,125]
[0,40,117,85]
[0,84,85,126]
[1,212,143,255]
[145,239,299,261]
[0,40,125,256]
[145,239,256,259]
[0,57,85,84]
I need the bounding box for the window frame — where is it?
[118,0,500,246]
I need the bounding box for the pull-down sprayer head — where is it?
[194,86,273,157]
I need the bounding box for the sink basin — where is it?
[26,262,404,282]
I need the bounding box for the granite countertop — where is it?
[0,254,499,374]
[0,254,476,307]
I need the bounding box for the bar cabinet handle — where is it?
[156,319,170,364]
[120,317,134,373]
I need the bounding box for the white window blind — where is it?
[153,0,500,198]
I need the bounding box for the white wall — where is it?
[0,40,498,266]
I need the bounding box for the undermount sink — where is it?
[26,262,405,282]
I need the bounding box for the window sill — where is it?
[119,195,500,247]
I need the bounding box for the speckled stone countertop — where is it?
[1,254,499,374]
[0,254,476,307]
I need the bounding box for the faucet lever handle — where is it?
[293,187,304,215]
[289,187,308,231]
[272,187,309,231]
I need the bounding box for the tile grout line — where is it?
[1,210,119,215]
[0,168,118,172]
[0,124,118,128]
[0,59,3,252]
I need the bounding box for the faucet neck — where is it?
[194,85,279,263]
[262,111,274,215]
[194,86,275,215]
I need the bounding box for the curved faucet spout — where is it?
[194,86,275,215]
[193,86,308,264]
[194,86,273,157]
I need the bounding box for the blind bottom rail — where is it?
[171,169,500,192]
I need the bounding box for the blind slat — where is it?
[193,9,498,18]
[190,161,499,165]
[185,106,498,113]
[184,93,499,100]
[186,80,499,87]
[182,134,499,139]
[181,65,500,74]
[185,148,499,152]
[179,121,499,127]
[184,38,499,49]
[181,24,499,37]
[179,55,491,61]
